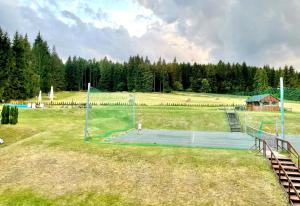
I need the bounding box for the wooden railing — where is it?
[255,137,300,203]
[248,125,300,169]
[277,138,300,169]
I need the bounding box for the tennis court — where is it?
[109,129,255,149]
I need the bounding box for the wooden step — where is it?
[289,194,300,201]
[268,156,292,161]
[280,176,300,182]
[276,170,300,176]
[285,187,300,194]
[282,181,300,188]
[271,160,295,165]
[273,165,298,170]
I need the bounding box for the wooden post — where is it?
[263,141,266,157]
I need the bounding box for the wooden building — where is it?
[246,94,280,111]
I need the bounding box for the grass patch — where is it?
[0,145,287,206]
[0,92,295,205]
[239,110,300,134]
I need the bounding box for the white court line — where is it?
[192,132,195,144]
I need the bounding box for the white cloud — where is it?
[2,0,300,69]
[0,2,208,61]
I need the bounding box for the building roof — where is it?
[246,94,278,103]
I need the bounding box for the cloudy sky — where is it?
[0,0,300,69]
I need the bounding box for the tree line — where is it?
[1,27,300,101]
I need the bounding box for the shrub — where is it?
[9,107,18,125]
[1,105,10,124]
[173,81,183,91]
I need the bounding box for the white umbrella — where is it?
[38,90,42,103]
[49,86,54,102]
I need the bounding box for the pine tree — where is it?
[201,79,211,93]
[23,34,39,97]
[50,47,65,91]
[253,69,269,91]
[7,32,29,99]
[0,28,12,101]
[99,57,113,91]
[32,32,51,92]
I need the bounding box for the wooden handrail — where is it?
[276,138,300,169]
[256,137,300,203]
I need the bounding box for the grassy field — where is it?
[25,91,300,134]
[28,91,246,105]
[1,91,298,205]
[0,108,287,205]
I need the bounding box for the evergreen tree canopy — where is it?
[1,27,300,102]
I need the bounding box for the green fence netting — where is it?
[84,87,135,141]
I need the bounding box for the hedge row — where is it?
[1,105,18,125]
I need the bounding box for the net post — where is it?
[244,111,247,133]
[280,77,285,139]
[84,83,91,142]
[132,95,136,129]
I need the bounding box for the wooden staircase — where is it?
[254,137,300,205]
[225,109,241,132]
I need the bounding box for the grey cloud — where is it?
[62,10,83,25]
[82,3,107,21]
[95,8,107,20]
[135,14,152,21]
[137,0,300,69]
[0,1,187,62]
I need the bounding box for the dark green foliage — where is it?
[0,28,12,101]
[9,106,14,124]
[254,69,269,91]
[1,27,300,101]
[9,106,18,125]
[1,105,9,124]
[32,32,51,92]
[201,79,211,93]
[1,105,18,125]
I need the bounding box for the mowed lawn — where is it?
[1,91,298,205]
[26,91,300,134]
[27,91,247,105]
[0,107,286,205]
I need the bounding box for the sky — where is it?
[0,0,300,69]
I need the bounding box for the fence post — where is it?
[263,141,266,157]
[288,143,291,157]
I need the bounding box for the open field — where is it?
[27,91,300,111]
[0,108,287,205]
[2,91,299,205]
[27,91,300,134]
[28,91,247,105]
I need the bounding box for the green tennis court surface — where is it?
[109,129,255,149]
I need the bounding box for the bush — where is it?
[173,81,183,91]
[185,88,193,92]
[9,106,18,125]
[1,105,18,125]
[1,105,10,124]
[164,87,172,93]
